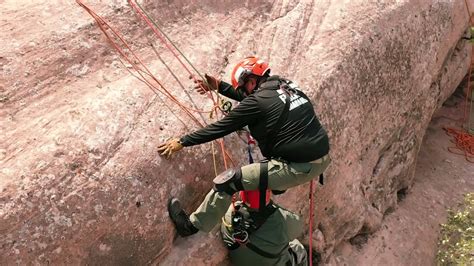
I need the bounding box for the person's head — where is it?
[231,56,270,96]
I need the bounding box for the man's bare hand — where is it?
[157,138,183,159]
[193,74,220,95]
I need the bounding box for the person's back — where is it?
[247,76,329,162]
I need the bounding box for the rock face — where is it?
[0,0,471,264]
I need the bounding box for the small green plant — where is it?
[436,193,474,265]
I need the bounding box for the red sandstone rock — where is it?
[0,0,471,264]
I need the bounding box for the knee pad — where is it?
[213,168,244,196]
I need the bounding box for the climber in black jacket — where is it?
[179,74,328,162]
[158,56,330,264]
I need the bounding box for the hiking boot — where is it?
[167,198,199,237]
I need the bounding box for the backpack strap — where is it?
[258,162,269,212]
[264,78,291,157]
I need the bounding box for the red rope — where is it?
[76,1,235,170]
[76,1,208,124]
[128,0,219,110]
[128,1,195,81]
[127,0,234,169]
[442,3,474,164]
[443,127,474,163]
[463,49,472,124]
[309,180,314,266]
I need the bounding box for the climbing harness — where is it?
[239,162,272,210]
[226,202,286,259]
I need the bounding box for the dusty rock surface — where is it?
[332,88,474,265]
[0,0,472,265]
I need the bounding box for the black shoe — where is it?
[167,198,199,237]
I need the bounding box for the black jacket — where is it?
[180,76,329,162]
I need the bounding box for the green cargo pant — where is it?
[220,202,308,266]
[190,154,330,232]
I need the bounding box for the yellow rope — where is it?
[221,216,232,228]
[211,141,218,177]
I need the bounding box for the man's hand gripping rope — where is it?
[193,74,220,95]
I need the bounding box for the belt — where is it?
[310,154,329,164]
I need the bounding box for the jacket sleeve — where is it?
[180,96,260,146]
[218,81,246,101]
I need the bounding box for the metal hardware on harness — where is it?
[232,230,249,244]
[228,204,286,259]
[231,205,252,244]
[221,100,232,114]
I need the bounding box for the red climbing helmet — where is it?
[231,56,271,88]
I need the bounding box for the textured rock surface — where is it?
[334,91,474,265]
[0,0,471,264]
